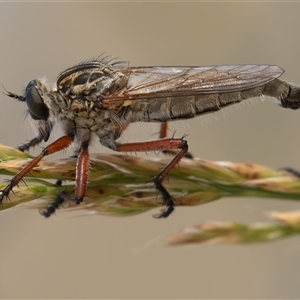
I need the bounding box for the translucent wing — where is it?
[109,64,283,100]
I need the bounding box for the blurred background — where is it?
[1,2,300,298]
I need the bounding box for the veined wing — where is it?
[107,64,283,101]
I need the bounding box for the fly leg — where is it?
[159,122,193,159]
[40,191,71,218]
[280,168,300,178]
[0,135,73,204]
[116,137,188,218]
[39,141,90,217]
[18,135,45,152]
[159,122,168,139]
[74,142,90,204]
[18,120,53,152]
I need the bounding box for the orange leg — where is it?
[116,137,188,218]
[159,122,168,139]
[159,122,193,159]
[39,142,90,217]
[158,122,177,157]
[74,143,90,204]
[0,135,73,203]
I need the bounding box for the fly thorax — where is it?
[56,63,128,103]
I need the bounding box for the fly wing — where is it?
[110,65,283,100]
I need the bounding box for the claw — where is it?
[153,198,175,219]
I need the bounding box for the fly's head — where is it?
[3,79,52,122]
[3,79,56,151]
[24,79,52,120]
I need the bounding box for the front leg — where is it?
[19,120,53,152]
[0,135,74,203]
[19,135,46,152]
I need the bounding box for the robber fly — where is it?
[1,56,300,218]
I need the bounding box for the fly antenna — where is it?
[2,85,25,102]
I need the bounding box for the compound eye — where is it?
[25,80,49,120]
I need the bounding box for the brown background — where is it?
[1,2,300,299]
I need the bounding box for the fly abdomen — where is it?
[270,79,300,110]
[127,78,300,123]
